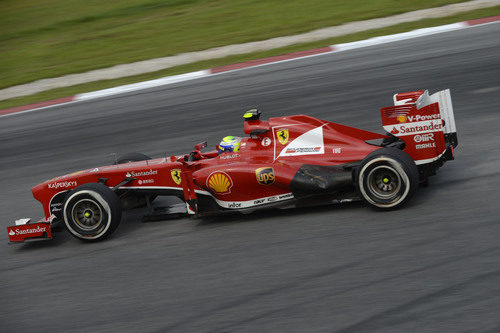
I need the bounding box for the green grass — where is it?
[1,5,499,111]
[0,0,467,90]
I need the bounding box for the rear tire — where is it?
[356,148,418,210]
[63,183,122,242]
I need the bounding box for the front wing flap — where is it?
[7,218,53,243]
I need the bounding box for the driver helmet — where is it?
[217,136,242,154]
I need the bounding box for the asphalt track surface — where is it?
[1,23,500,333]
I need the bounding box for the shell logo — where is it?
[397,115,407,123]
[207,172,233,195]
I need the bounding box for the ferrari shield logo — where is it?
[171,169,182,185]
[276,129,289,145]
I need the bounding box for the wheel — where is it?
[115,152,151,165]
[356,148,419,210]
[63,183,122,241]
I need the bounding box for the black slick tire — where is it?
[63,183,122,242]
[356,147,419,210]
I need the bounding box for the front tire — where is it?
[356,148,418,210]
[63,183,122,241]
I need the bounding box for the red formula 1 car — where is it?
[7,89,457,243]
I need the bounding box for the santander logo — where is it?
[391,127,400,135]
[10,226,46,235]
[126,169,158,178]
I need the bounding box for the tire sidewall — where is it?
[356,148,418,209]
[63,184,121,241]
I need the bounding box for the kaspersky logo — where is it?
[48,181,77,189]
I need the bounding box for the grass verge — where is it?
[1,5,499,110]
[1,0,467,89]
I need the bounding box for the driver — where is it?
[217,136,242,155]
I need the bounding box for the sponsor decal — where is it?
[256,167,275,185]
[126,169,158,178]
[278,125,325,157]
[416,143,436,149]
[138,179,154,185]
[332,147,342,154]
[11,225,46,235]
[390,113,440,123]
[388,120,442,136]
[48,181,77,189]
[91,168,99,172]
[399,122,442,134]
[220,153,239,160]
[261,137,271,147]
[50,202,62,213]
[276,129,289,145]
[253,193,292,205]
[286,147,321,154]
[218,193,294,209]
[406,114,441,122]
[278,193,293,200]
[171,169,182,185]
[207,172,233,195]
[414,133,435,143]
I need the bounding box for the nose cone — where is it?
[32,181,48,198]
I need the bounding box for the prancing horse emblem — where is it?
[171,169,182,185]
[276,129,289,145]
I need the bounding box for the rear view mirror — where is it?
[194,141,207,151]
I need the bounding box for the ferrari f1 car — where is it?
[7,89,457,243]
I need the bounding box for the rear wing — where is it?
[381,89,457,165]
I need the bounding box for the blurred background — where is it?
[1,0,498,108]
